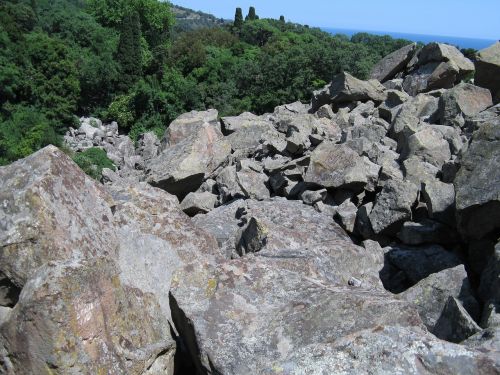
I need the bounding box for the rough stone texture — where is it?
[163,109,219,147]
[235,164,270,201]
[180,191,218,216]
[478,242,500,317]
[397,220,457,246]
[400,126,451,168]
[422,180,456,226]
[170,256,424,375]
[403,61,460,96]
[370,43,417,82]
[399,265,478,330]
[224,119,276,154]
[334,199,358,233]
[438,83,493,127]
[146,120,231,200]
[464,327,500,368]
[0,146,222,374]
[475,41,500,104]
[433,297,482,343]
[455,120,500,239]
[381,244,462,293]
[304,142,380,192]
[417,43,475,76]
[368,179,419,235]
[271,326,499,375]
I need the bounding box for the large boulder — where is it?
[163,109,219,147]
[417,43,475,76]
[0,146,220,373]
[455,119,500,239]
[370,43,417,82]
[304,142,380,192]
[170,256,424,375]
[312,72,386,110]
[146,115,231,200]
[475,41,500,104]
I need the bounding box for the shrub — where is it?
[72,147,115,180]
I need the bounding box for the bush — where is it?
[71,147,115,180]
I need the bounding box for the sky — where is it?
[171,0,500,40]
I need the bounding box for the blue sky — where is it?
[171,0,500,40]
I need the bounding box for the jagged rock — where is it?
[474,41,500,104]
[368,179,418,235]
[163,109,219,147]
[315,104,334,119]
[383,78,404,91]
[380,244,462,293]
[378,89,410,122]
[430,124,464,155]
[236,162,270,200]
[170,256,423,375]
[455,120,500,239]
[225,118,276,155]
[399,265,478,330]
[221,112,267,133]
[478,242,500,320]
[397,220,457,245]
[137,131,160,161]
[403,61,461,96]
[370,43,417,82]
[417,43,475,77]
[334,199,358,233]
[180,191,218,216]
[433,297,482,343]
[270,326,499,374]
[422,180,455,226]
[402,156,440,185]
[0,146,221,374]
[299,189,327,205]
[235,217,268,256]
[438,83,493,127]
[464,327,500,367]
[304,142,380,192]
[146,117,231,200]
[400,126,451,168]
[215,165,245,202]
[312,72,386,110]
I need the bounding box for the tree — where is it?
[116,11,142,92]
[234,7,243,28]
[279,15,285,23]
[246,7,257,21]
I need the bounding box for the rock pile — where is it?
[1,42,499,374]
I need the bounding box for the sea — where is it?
[321,27,497,50]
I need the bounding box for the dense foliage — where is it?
[71,147,116,180]
[0,0,412,165]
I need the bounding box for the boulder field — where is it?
[1,42,500,374]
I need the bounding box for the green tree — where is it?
[72,147,115,180]
[246,7,257,21]
[234,7,243,29]
[116,11,142,92]
[279,15,285,23]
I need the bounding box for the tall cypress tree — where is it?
[234,8,243,28]
[116,11,142,92]
[279,15,285,23]
[246,6,257,21]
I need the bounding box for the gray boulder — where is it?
[400,126,451,168]
[433,297,482,343]
[474,41,500,104]
[163,109,219,147]
[397,220,457,246]
[455,120,500,239]
[422,180,456,226]
[370,43,417,82]
[180,191,218,216]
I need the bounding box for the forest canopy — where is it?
[0,0,413,165]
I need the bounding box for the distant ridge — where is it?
[171,4,230,34]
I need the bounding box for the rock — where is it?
[383,78,404,91]
[163,109,219,147]
[216,165,245,202]
[225,119,276,155]
[464,327,500,367]
[381,244,462,293]
[368,179,418,235]
[370,43,417,82]
[430,124,464,155]
[455,120,500,239]
[315,104,334,119]
[235,217,268,256]
[402,156,440,185]
[433,297,482,343]
[400,126,451,168]
[403,61,460,96]
[236,162,270,201]
[399,265,478,330]
[378,89,410,122]
[304,142,380,193]
[422,180,456,226]
[0,146,221,374]
[299,189,327,205]
[312,72,386,110]
[180,191,218,216]
[474,41,500,104]
[146,120,231,200]
[334,199,358,233]
[438,83,493,127]
[169,256,424,375]
[271,325,499,374]
[417,43,475,77]
[397,220,457,245]
[221,112,266,133]
[478,242,500,318]
[137,131,160,161]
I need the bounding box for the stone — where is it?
[225,119,277,155]
[215,165,245,203]
[315,104,334,119]
[474,41,500,104]
[417,43,475,76]
[169,257,424,375]
[0,146,221,374]
[430,125,464,155]
[400,126,451,168]
[146,121,231,200]
[370,43,417,82]
[478,242,500,316]
[403,61,459,96]
[137,131,160,161]
[368,179,418,235]
[163,109,219,147]
[334,199,358,233]
[221,112,266,133]
[399,265,478,330]
[422,180,456,226]
[180,191,218,216]
[304,142,380,193]
[236,163,270,201]
[235,217,268,256]
[464,327,500,367]
[300,189,327,205]
[433,297,482,343]
[397,220,457,246]
[402,156,440,185]
[380,244,462,293]
[378,89,410,122]
[382,78,404,91]
[438,83,493,127]
[455,120,500,239]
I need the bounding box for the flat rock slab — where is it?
[170,257,424,375]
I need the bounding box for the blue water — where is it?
[321,27,497,50]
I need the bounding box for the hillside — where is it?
[171,4,229,34]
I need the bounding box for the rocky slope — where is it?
[1,42,500,374]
